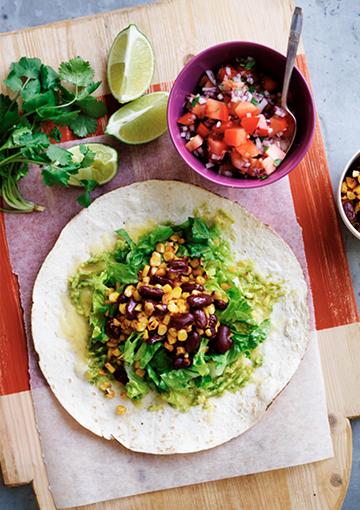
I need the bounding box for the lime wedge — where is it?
[107,24,154,104]
[105,91,169,144]
[67,143,118,186]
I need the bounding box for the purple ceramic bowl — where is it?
[167,41,316,188]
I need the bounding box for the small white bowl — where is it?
[337,150,360,241]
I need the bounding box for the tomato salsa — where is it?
[177,57,292,179]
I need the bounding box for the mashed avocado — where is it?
[69,215,282,412]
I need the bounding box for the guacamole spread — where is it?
[69,216,282,412]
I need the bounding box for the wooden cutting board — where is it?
[0,0,359,508]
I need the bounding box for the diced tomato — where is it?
[261,157,276,175]
[185,135,203,152]
[217,66,238,81]
[230,149,246,170]
[262,77,277,92]
[221,79,240,91]
[192,103,206,119]
[196,122,210,138]
[235,140,259,158]
[205,99,229,122]
[241,116,260,135]
[211,120,233,135]
[224,127,247,146]
[234,101,260,119]
[269,116,288,134]
[208,137,227,157]
[255,114,269,136]
[177,112,196,125]
[266,144,286,161]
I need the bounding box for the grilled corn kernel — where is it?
[112,348,121,357]
[113,318,121,326]
[107,339,118,347]
[190,258,200,268]
[171,286,182,299]
[164,341,174,351]
[205,328,213,337]
[143,276,150,284]
[143,329,149,340]
[119,303,127,314]
[162,293,172,305]
[105,362,115,373]
[150,252,162,266]
[109,291,119,303]
[163,251,175,261]
[178,329,188,341]
[221,283,231,290]
[206,304,215,315]
[167,335,177,344]
[124,285,135,297]
[150,266,158,275]
[135,368,145,377]
[133,289,141,301]
[104,389,115,399]
[347,191,356,200]
[176,346,186,355]
[168,327,177,337]
[142,264,150,277]
[156,267,166,276]
[99,381,111,391]
[162,313,171,325]
[136,322,147,332]
[135,303,142,312]
[158,324,168,336]
[156,243,165,253]
[116,405,127,415]
[346,177,357,189]
[168,301,179,313]
[144,302,155,315]
[197,328,204,336]
[148,318,159,330]
[163,284,173,294]
[181,292,190,299]
[353,170,360,178]
[196,276,206,285]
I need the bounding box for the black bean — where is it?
[138,285,164,300]
[167,259,188,274]
[153,303,168,315]
[214,299,228,310]
[150,274,175,287]
[105,320,121,339]
[169,312,194,330]
[147,333,164,344]
[215,325,233,354]
[113,367,128,385]
[117,293,128,303]
[125,298,137,319]
[193,309,207,329]
[173,357,185,369]
[181,282,204,292]
[186,331,201,353]
[187,293,213,309]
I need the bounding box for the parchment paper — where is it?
[4,134,332,508]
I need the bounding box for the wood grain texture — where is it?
[0,0,358,509]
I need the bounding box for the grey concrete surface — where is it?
[0,0,358,508]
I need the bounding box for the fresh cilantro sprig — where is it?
[0,56,107,213]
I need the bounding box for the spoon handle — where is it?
[281,7,303,109]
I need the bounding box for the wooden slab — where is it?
[0,0,359,508]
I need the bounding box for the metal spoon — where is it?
[281,6,303,151]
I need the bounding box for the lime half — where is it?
[67,143,118,186]
[106,91,169,144]
[107,24,154,104]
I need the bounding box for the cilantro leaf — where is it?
[79,145,95,167]
[68,114,97,137]
[36,106,80,124]
[76,95,107,118]
[77,179,98,207]
[22,90,56,113]
[40,65,59,90]
[49,127,62,142]
[0,94,20,135]
[41,165,72,187]
[21,79,41,102]
[76,81,102,100]
[4,57,42,91]
[46,145,72,165]
[58,57,95,87]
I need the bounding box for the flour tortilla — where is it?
[32,180,309,454]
